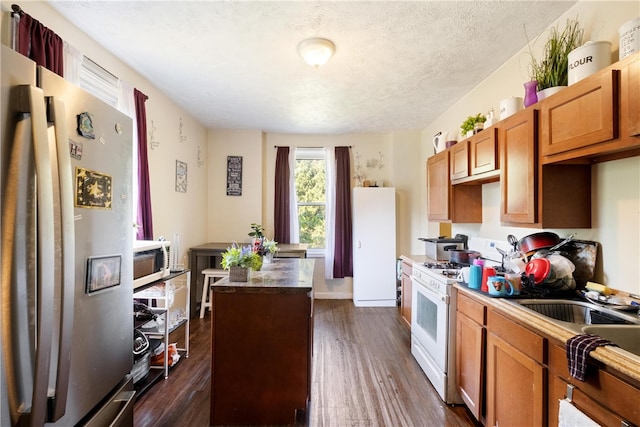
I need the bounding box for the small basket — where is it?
[229,266,249,282]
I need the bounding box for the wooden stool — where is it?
[200,268,227,318]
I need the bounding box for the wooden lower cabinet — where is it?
[547,342,640,426]
[455,289,640,427]
[485,307,547,427]
[455,292,486,421]
[400,261,412,328]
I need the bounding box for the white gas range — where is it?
[410,237,509,404]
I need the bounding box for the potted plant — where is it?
[221,244,261,281]
[461,113,487,138]
[528,17,583,99]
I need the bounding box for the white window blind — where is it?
[79,56,119,107]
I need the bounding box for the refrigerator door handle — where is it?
[1,85,56,426]
[46,96,76,422]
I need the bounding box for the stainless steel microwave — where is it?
[133,240,170,289]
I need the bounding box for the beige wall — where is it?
[10,1,638,295]
[3,1,211,268]
[419,1,640,293]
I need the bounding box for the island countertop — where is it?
[213,258,314,293]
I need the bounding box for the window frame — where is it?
[294,148,326,258]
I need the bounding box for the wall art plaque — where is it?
[226,156,242,196]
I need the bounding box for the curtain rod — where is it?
[273,145,351,148]
[11,4,23,16]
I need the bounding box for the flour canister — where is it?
[619,17,640,60]
[568,41,612,85]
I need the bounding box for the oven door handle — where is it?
[411,276,449,304]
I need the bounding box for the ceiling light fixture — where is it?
[297,37,335,67]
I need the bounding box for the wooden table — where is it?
[188,242,308,318]
[210,259,314,426]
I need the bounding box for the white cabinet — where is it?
[352,187,396,307]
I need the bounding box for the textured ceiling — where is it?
[48,1,577,134]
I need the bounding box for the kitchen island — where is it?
[209,258,314,426]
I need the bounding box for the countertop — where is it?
[401,255,640,383]
[213,258,314,293]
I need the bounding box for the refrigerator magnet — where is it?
[77,112,95,139]
[75,167,113,209]
[86,254,122,293]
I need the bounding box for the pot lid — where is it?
[419,237,465,243]
[525,258,551,284]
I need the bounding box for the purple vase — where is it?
[523,80,538,107]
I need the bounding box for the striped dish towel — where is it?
[566,334,616,381]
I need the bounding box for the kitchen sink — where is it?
[514,299,640,326]
[506,299,640,360]
[581,325,640,356]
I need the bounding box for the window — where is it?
[295,148,326,254]
[78,56,120,107]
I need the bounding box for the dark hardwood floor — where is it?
[133,300,479,426]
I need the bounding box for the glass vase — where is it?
[523,80,538,107]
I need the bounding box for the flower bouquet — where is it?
[221,243,261,281]
[248,224,278,264]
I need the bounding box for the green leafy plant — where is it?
[221,244,261,270]
[460,113,487,135]
[528,17,584,90]
[248,223,265,239]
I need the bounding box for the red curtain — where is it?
[274,147,290,243]
[333,147,353,278]
[134,89,154,240]
[16,11,63,76]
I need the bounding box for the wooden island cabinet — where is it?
[209,259,314,426]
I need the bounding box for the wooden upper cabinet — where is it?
[427,150,450,221]
[540,70,618,160]
[470,127,498,175]
[451,128,499,185]
[622,53,640,138]
[450,140,469,180]
[539,52,640,163]
[499,109,537,224]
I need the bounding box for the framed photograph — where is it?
[226,155,242,196]
[175,160,188,193]
[86,255,122,293]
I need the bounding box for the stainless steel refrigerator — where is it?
[1,44,135,426]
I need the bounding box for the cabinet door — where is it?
[456,311,485,420]
[401,272,412,328]
[549,375,628,427]
[427,150,450,221]
[450,140,469,180]
[486,332,546,427]
[540,70,617,157]
[470,127,498,175]
[499,109,537,224]
[623,55,640,137]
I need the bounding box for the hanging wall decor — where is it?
[226,156,242,196]
[149,120,159,149]
[175,160,188,193]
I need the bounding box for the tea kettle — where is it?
[433,131,449,153]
